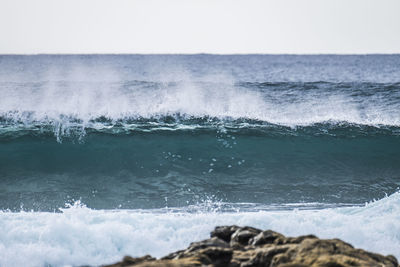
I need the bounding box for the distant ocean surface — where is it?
[0,55,399,266]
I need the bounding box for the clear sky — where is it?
[1,0,399,54]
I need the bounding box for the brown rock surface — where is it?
[103,225,399,267]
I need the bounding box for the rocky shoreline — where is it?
[103,225,398,267]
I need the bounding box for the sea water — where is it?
[0,54,399,266]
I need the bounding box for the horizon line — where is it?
[1,53,400,56]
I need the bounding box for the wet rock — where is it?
[230,227,262,247]
[211,225,241,242]
[249,230,285,246]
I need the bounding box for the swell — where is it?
[1,130,399,211]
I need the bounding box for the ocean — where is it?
[0,54,399,266]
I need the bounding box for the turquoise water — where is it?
[1,125,400,211]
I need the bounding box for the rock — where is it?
[196,247,233,266]
[211,225,242,242]
[117,248,232,267]
[249,230,285,246]
[162,237,230,260]
[103,255,155,267]
[187,237,230,253]
[103,226,399,267]
[230,227,262,247]
[271,238,398,267]
[241,245,294,267]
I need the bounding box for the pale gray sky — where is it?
[1,0,399,54]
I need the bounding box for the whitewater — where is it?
[1,193,400,267]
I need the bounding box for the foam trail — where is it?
[1,193,399,267]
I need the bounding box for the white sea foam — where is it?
[0,192,399,267]
[1,65,400,130]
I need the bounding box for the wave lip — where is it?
[1,113,400,141]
